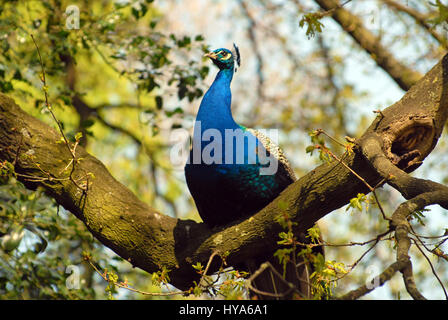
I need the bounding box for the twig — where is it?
[315,129,346,148]
[246,262,299,299]
[314,0,422,91]
[198,251,220,289]
[313,130,389,220]
[84,256,190,297]
[311,0,353,19]
[411,234,448,300]
[30,34,87,192]
[294,232,393,249]
[382,0,447,49]
[331,230,391,283]
[336,260,407,300]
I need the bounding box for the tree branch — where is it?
[382,0,447,49]
[314,0,423,91]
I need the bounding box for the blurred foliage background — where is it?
[0,0,447,299]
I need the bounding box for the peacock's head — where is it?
[204,44,241,71]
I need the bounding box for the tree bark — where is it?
[0,53,447,291]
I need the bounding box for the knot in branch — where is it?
[384,118,435,171]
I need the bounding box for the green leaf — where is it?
[74,132,83,142]
[0,160,15,184]
[81,119,95,128]
[1,227,24,252]
[131,4,148,20]
[192,262,203,272]
[307,226,321,243]
[165,107,183,117]
[299,13,325,39]
[306,145,316,155]
[149,20,158,29]
[0,80,13,92]
[409,208,430,226]
[428,0,448,26]
[194,35,204,41]
[155,95,163,110]
[345,193,368,213]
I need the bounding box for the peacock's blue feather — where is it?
[185,47,295,227]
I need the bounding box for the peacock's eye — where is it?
[221,52,232,60]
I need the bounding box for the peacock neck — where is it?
[196,67,238,131]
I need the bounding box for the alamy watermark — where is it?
[365,265,381,290]
[65,5,80,30]
[66,264,80,290]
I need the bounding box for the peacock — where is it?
[184,45,319,299]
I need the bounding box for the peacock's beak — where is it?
[204,52,218,59]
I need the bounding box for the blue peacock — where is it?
[185,45,315,298]
[185,45,296,227]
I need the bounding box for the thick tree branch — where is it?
[0,53,447,293]
[392,197,425,300]
[360,134,448,208]
[314,0,423,91]
[356,65,448,298]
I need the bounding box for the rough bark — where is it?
[0,53,447,291]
